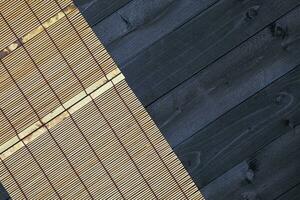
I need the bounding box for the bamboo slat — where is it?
[0,0,203,199]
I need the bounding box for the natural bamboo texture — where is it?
[0,0,203,199]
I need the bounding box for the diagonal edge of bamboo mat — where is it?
[0,1,203,199]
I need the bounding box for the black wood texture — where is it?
[147,6,300,147]
[122,0,300,107]
[98,0,221,65]
[276,183,300,200]
[75,0,132,27]
[0,182,10,200]
[174,66,300,191]
[201,129,300,200]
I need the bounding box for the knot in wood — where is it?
[246,7,259,20]
[270,23,287,39]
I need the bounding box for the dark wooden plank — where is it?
[174,66,300,189]
[201,161,250,200]
[201,129,300,200]
[96,0,220,63]
[122,0,300,106]
[74,0,132,27]
[0,182,10,200]
[92,0,176,46]
[147,6,300,147]
[276,183,300,200]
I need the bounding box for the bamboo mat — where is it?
[0,0,203,199]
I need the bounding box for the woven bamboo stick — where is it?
[0,1,203,199]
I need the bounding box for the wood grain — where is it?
[122,0,300,106]
[92,0,175,46]
[147,5,300,147]
[276,183,300,200]
[0,182,10,200]
[96,0,220,65]
[175,66,300,190]
[75,0,132,27]
[201,128,300,200]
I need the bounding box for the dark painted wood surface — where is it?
[0,182,10,200]
[82,0,223,66]
[202,129,300,200]
[75,0,132,26]
[99,0,221,65]
[174,66,300,189]
[148,6,300,146]
[122,0,300,106]
[276,183,300,200]
[76,0,300,199]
